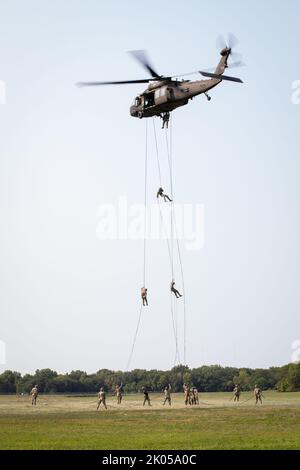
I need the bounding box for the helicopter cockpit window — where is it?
[134,97,141,106]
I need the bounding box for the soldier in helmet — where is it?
[233,384,241,402]
[141,287,148,306]
[191,387,199,405]
[162,384,172,406]
[97,387,107,410]
[115,384,123,405]
[171,280,183,299]
[254,385,263,405]
[157,187,172,203]
[30,385,38,406]
[161,112,170,129]
[183,383,191,406]
[142,387,151,406]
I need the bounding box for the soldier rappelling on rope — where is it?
[156,187,172,202]
[171,280,183,299]
[141,287,148,306]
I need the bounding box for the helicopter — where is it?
[77,34,244,128]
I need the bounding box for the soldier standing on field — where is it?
[254,385,263,405]
[192,387,199,405]
[115,384,123,404]
[162,384,172,406]
[142,387,151,406]
[30,385,38,406]
[97,387,107,410]
[183,383,191,406]
[233,384,241,402]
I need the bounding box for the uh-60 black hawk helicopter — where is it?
[77,34,244,128]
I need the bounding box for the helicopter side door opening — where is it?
[144,92,155,108]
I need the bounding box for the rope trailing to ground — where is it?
[153,118,180,366]
[165,117,187,365]
[126,120,148,371]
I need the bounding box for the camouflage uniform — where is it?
[183,384,191,406]
[115,385,123,404]
[163,384,172,406]
[30,386,38,406]
[171,281,182,298]
[141,287,148,306]
[233,384,241,402]
[157,187,172,202]
[142,388,151,406]
[192,387,199,405]
[97,388,107,410]
[254,386,262,405]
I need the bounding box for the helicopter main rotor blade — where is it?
[77,79,151,87]
[170,70,198,78]
[199,71,243,83]
[128,50,160,78]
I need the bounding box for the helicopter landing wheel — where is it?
[138,111,143,119]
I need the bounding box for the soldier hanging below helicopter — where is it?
[161,112,170,129]
[171,280,183,298]
[141,287,148,306]
[157,187,172,202]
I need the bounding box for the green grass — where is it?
[1,392,300,449]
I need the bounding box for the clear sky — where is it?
[0,0,299,374]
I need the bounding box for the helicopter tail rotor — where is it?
[216,33,244,69]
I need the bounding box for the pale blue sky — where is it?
[0,0,299,374]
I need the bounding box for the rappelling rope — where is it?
[165,117,187,365]
[152,118,162,187]
[126,120,148,371]
[126,304,143,371]
[173,214,187,365]
[164,126,174,279]
[143,119,148,287]
[164,122,180,366]
[153,118,180,366]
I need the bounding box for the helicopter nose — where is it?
[130,106,138,117]
[130,106,137,117]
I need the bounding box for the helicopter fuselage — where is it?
[130,77,221,118]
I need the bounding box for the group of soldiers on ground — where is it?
[96,383,200,410]
[28,382,264,409]
[140,186,182,307]
[233,383,263,404]
[183,383,199,406]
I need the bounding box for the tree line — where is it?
[0,363,300,394]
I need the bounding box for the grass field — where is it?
[1,392,300,450]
